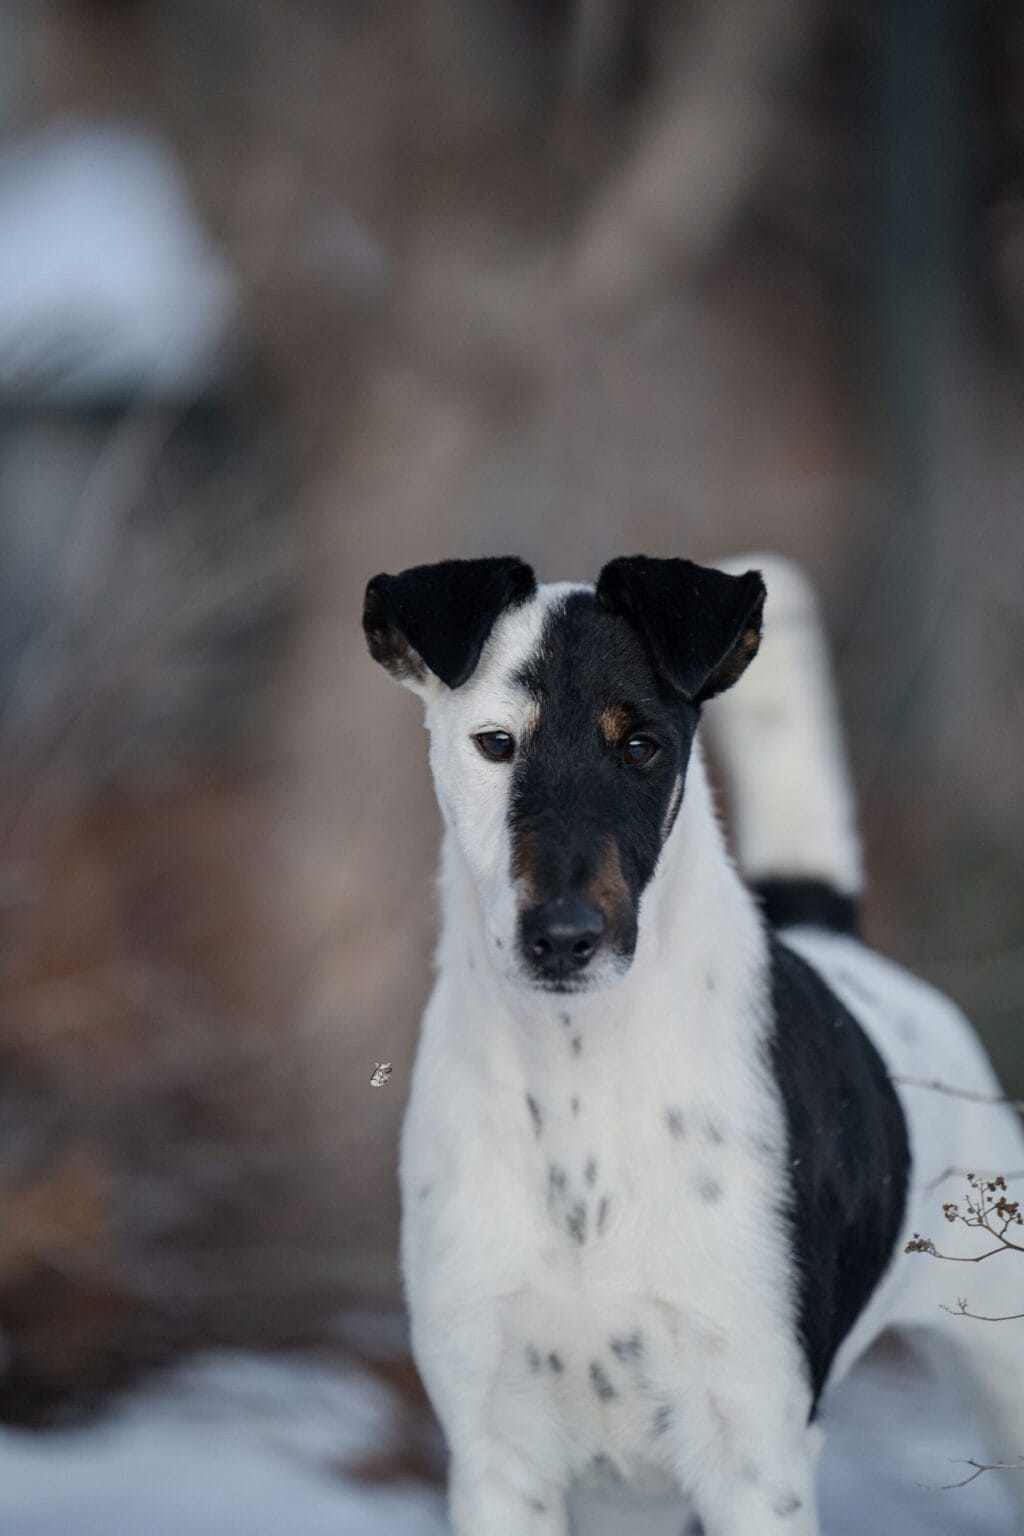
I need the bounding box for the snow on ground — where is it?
[0,1345,1016,1534]
[0,1352,445,1536]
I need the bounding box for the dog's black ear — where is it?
[596,556,765,704]
[363,557,537,690]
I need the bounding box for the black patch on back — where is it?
[767,936,909,1415]
[754,879,861,937]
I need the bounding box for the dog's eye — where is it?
[474,730,515,763]
[621,735,660,767]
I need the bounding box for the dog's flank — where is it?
[766,934,909,1411]
[364,553,1024,1536]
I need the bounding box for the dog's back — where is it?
[707,555,1024,1472]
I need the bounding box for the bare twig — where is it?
[937,1457,1024,1491]
[920,1165,1024,1193]
[941,1298,1024,1323]
[908,1172,1024,1260]
[892,1076,1024,1114]
[905,1239,1017,1265]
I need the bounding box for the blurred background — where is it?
[0,0,1021,1530]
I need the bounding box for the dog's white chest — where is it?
[403,995,792,1490]
[494,1090,692,1477]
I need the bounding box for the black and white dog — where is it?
[363,554,1024,1536]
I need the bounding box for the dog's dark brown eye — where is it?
[622,735,660,767]
[474,730,515,762]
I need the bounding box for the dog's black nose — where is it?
[521,899,605,981]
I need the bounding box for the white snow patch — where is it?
[0,1346,1015,1534]
[0,122,239,403]
[0,1353,445,1536]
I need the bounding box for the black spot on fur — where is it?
[697,1176,723,1204]
[572,1035,582,1056]
[571,1096,580,1117]
[610,1332,643,1362]
[596,1195,611,1232]
[652,1404,672,1435]
[567,1201,587,1243]
[773,1493,803,1518]
[548,1164,567,1196]
[590,1362,616,1400]
[527,1095,543,1137]
[768,936,910,1415]
[560,1011,571,1028]
[666,1107,686,1139]
[525,1496,547,1513]
[525,1345,542,1372]
[547,1352,564,1373]
[584,1157,598,1186]
[753,878,860,937]
[703,1118,725,1145]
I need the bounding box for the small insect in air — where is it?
[370,1061,393,1088]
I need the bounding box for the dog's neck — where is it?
[434,740,768,1077]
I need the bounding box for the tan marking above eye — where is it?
[598,704,632,744]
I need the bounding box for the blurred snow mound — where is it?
[0,122,239,404]
[0,1345,1017,1534]
[0,1351,445,1536]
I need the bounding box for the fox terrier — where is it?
[363,554,1024,1536]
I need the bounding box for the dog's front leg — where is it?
[448,1444,568,1536]
[412,1306,569,1536]
[440,1367,570,1536]
[689,1431,821,1536]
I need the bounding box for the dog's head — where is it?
[363,555,764,994]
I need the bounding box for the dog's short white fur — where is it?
[385,557,1024,1535]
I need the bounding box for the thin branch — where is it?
[941,1300,1024,1323]
[937,1457,1024,1491]
[921,1165,1024,1193]
[892,1076,1024,1114]
[906,1171,1024,1263]
[906,1240,1016,1265]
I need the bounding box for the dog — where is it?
[362,553,1024,1535]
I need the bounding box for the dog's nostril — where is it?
[521,899,605,978]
